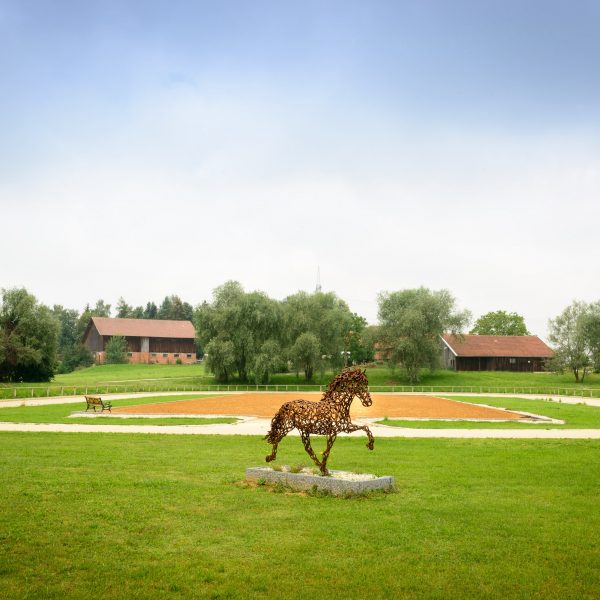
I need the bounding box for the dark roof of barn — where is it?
[89,317,196,339]
[442,334,554,358]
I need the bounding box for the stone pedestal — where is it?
[246,467,394,496]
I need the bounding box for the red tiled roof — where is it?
[442,334,554,358]
[90,317,196,339]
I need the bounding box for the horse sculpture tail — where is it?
[263,402,294,444]
[264,408,286,444]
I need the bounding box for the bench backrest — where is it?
[85,396,102,405]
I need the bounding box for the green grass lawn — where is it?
[377,396,600,429]
[0,395,237,426]
[4,394,600,431]
[3,363,600,400]
[0,433,598,599]
[271,367,600,389]
[0,363,211,392]
[52,363,211,384]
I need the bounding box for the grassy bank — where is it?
[3,394,599,430]
[0,395,236,426]
[2,364,600,400]
[378,396,600,429]
[0,433,598,599]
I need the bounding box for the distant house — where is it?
[82,317,197,365]
[441,334,554,372]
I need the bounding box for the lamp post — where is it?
[341,350,351,368]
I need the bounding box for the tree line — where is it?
[1,284,599,384]
[194,281,374,384]
[0,291,197,381]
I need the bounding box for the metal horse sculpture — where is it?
[264,367,374,476]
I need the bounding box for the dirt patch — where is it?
[113,393,526,420]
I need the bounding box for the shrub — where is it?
[105,336,128,364]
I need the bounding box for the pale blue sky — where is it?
[1,1,599,336]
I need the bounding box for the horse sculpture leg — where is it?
[319,434,337,476]
[265,439,280,463]
[265,408,294,463]
[346,423,375,450]
[300,432,323,471]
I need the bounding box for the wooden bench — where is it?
[85,395,113,413]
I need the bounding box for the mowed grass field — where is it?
[0,395,237,426]
[2,394,600,430]
[0,433,598,599]
[379,396,600,429]
[3,363,600,393]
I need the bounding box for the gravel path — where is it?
[1,391,599,439]
[0,418,599,438]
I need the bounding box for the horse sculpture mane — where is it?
[264,367,374,476]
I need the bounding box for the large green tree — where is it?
[290,332,321,382]
[282,291,354,373]
[158,295,194,321]
[377,287,471,383]
[548,301,594,382]
[470,310,530,336]
[252,339,283,384]
[195,281,281,382]
[52,305,92,373]
[204,339,236,383]
[0,288,59,382]
[584,302,600,372]
[115,298,145,319]
[345,313,375,364]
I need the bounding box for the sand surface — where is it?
[112,392,525,420]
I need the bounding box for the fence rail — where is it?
[1,383,599,400]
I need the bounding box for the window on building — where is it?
[163,353,168,358]
[509,358,516,364]
[127,352,133,357]
[174,353,179,358]
[187,354,192,358]
[151,353,157,357]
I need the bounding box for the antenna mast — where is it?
[315,266,322,293]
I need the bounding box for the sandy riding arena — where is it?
[112,393,527,421]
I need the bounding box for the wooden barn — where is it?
[82,317,197,365]
[441,334,554,372]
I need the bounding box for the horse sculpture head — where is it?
[324,367,372,407]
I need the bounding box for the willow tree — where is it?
[282,290,354,374]
[470,310,530,336]
[194,281,282,383]
[377,287,471,383]
[0,288,59,382]
[548,301,595,382]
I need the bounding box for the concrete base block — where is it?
[246,467,395,496]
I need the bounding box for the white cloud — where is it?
[1,84,599,340]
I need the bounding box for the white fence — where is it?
[1,383,599,400]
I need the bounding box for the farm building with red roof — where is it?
[441,334,554,372]
[82,317,197,365]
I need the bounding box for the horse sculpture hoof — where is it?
[367,441,374,450]
[265,455,274,462]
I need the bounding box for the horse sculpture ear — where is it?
[363,368,367,374]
